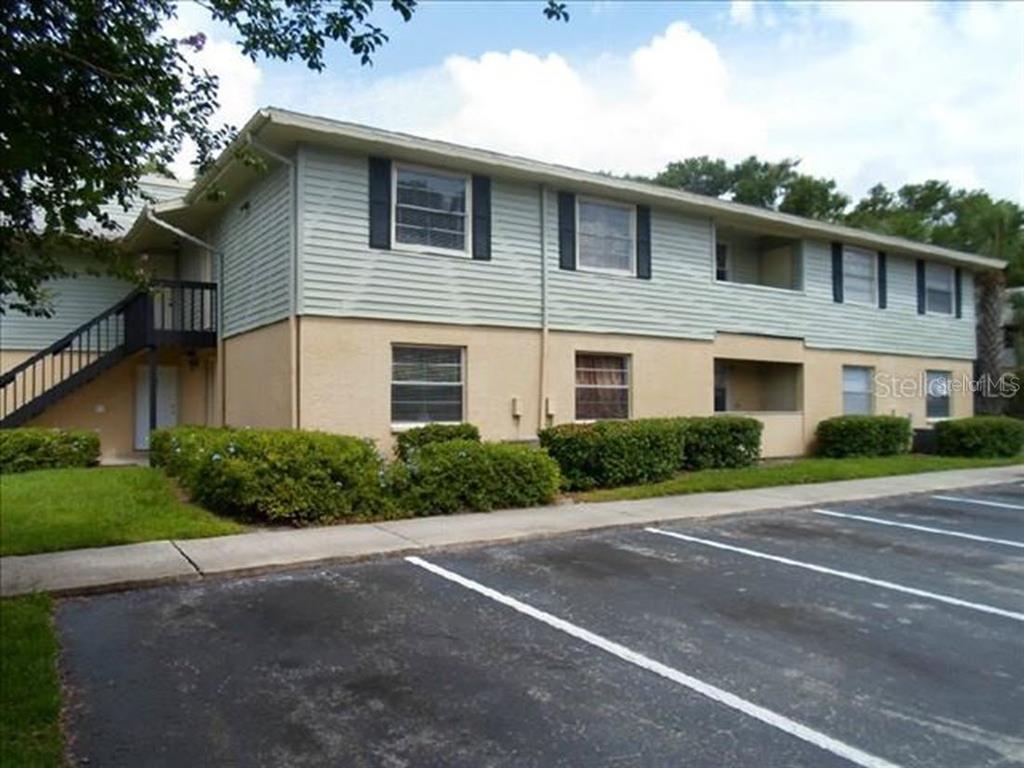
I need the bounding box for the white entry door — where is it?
[135,365,179,450]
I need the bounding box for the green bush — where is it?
[934,416,1024,458]
[150,426,231,486]
[396,439,561,515]
[678,416,763,470]
[539,420,684,491]
[182,428,393,525]
[0,428,100,474]
[539,416,763,490]
[815,415,912,458]
[394,422,480,461]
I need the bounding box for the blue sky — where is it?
[172,1,1023,202]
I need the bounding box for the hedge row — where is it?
[815,416,912,458]
[151,424,560,525]
[935,416,1024,458]
[538,416,763,491]
[0,428,101,474]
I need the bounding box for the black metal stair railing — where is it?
[0,279,217,427]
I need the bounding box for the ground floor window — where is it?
[714,360,728,412]
[842,366,874,415]
[926,370,951,419]
[575,353,630,420]
[391,345,464,424]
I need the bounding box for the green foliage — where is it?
[395,440,561,515]
[0,595,63,767]
[679,416,763,470]
[149,425,230,486]
[934,416,1024,458]
[174,428,394,525]
[539,416,762,491]
[814,415,912,458]
[0,427,100,474]
[394,422,481,462]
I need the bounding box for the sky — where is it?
[167,0,1024,203]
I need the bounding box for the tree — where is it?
[0,0,569,316]
[651,155,849,222]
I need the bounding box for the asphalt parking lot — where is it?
[57,483,1024,768]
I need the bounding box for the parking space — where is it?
[57,483,1024,767]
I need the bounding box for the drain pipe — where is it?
[538,185,550,433]
[145,209,227,426]
[247,135,300,430]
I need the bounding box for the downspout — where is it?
[144,209,226,425]
[247,135,300,430]
[538,184,549,433]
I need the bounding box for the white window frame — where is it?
[925,262,955,316]
[390,344,466,429]
[574,352,631,422]
[842,246,878,307]
[842,365,875,415]
[391,162,472,258]
[575,196,637,276]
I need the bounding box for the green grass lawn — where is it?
[576,454,1022,503]
[1,596,62,767]
[0,466,247,557]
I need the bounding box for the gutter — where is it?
[538,184,549,433]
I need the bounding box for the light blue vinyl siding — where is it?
[299,147,541,327]
[215,163,293,337]
[294,148,977,361]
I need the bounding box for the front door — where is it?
[135,365,179,450]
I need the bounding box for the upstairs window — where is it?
[577,199,635,274]
[925,263,954,315]
[715,243,730,281]
[393,165,469,254]
[391,346,464,424]
[926,370,951,419]
[575,353,630,420]
[843,247,877,305]
[842,366,874,415]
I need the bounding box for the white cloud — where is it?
[274,2,1023,202]
[163,4,262,180]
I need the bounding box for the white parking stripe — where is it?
[645,528,1024,623]
[932,495,1024,511]
[406,555,902,768]
[812,508,1024,550]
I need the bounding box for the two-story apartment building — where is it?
[0,108,1005,460]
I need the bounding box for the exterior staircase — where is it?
[1,280,217,427]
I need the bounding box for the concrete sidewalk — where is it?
[3,464,1021,597]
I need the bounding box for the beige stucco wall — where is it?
[1,348,213,461]
[222,321,292,428]
[297,319,974,458]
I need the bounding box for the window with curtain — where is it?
[391,346,464,424]
[926,370,951,419]
[394,165,469,253]
[925,263,954,314]
[577,199,635,274]
[842,366,874,414]
[575,353,630,420]
[843,247,877,305]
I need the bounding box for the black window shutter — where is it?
[558,192,576,271]
[636,205,651,279]
[831,242,843,303]
[877,251,887,309]
[471,175,491,261]
[955,267,963,318]
[916,259,926,314]
[368,157,391,250]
